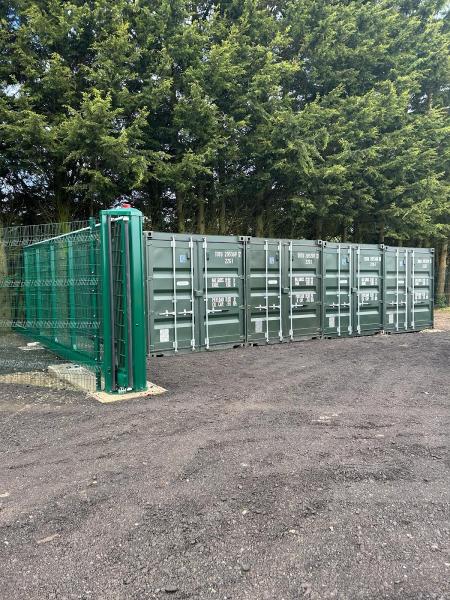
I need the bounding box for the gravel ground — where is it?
[0,325,449,600]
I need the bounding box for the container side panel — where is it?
[410,249,433,330]
[246,241,283,344]
[322,245,352,337]
[288,243,321,339]
[354,246,383,335]
[384,248,408,332]
[199,240,245,349]
[147,238,196,353]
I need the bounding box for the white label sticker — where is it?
[177,280,189,286]
[329,316,335,328]
[160,328,170,343]
[388,314,394,324]
[255,319,263,333]
[268,279,278,285]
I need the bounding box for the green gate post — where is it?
[100,207,147,394]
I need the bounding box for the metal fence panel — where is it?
[0,209,146,394]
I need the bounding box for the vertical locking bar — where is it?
[189,237,195,349]
[278,240,283,341]
[264,240,269,342]
[395,248,399,331]
[348,245,353,334]
[411,249,415,329]
[337,245,341,336]
[203,238,209,349]
[405,250,408,330]
[289,241,293,339]
[171,236,178,352]
[356,245,361,334]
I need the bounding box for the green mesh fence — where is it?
[0,209,147,395]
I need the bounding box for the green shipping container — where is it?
[322,243,383,337]
[145,232,434,354]
[145,232,246,354]
[383,247,434,332]
[245,238,321,343]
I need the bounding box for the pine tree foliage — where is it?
[0,0,449,248]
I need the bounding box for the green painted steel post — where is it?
[49,243,58,343]
[67,238,77,350]
[35,247,43,336]
[100,213,114,393]
[89,218,102,390]
[125,208,147,390]
[23,249,31,331]
[100,207,147,393]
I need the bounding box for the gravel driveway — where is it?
[1,326,449,600]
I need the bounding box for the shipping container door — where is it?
[146,235,197,353]
[198,238,245,349]
[384,247,408,332]
[353,245,383,335]
[409,249,433,330]
[246,239,283,344]
[322,244,353,337]
[287,241,322,339]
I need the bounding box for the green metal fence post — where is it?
[67,238,77,350]
[49,243,58,343]
[35,247,43,336]
[100,207,147,394]
[100,213,115,392]
[127,209,147,391]
[89,218,102,390]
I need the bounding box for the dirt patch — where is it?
[434,308,450,331]
[0,331,449,600]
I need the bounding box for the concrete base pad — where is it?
[47,363,166,402]
[93,382,166,404]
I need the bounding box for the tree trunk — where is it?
[148,179,162,230]
[266,198,274,238]
[378,219,385,244]
[219,196,226,235]
[176,189,185,233]
[255,190,265,237]
[255,212,264,237]
[437,239,448,299]
[197,184,205,234]
[315,216,323,240]
[352,221,362,243]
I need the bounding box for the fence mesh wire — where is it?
[0,221,102,392]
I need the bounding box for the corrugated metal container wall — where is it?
[245,238,283,344]
[287,240,322,340]
[145,232,434,354]
[245,238,322,344]
[383,247,409,332]
[322,243,353,337]
[145,232,246,354]
[353,244,383,336]
[383,247,434,332]
[410,248,434,330]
